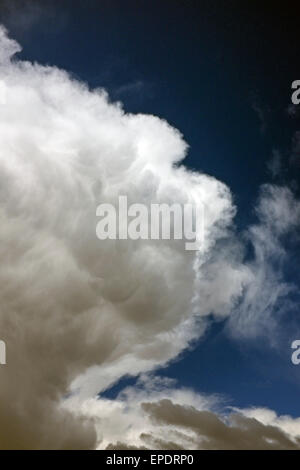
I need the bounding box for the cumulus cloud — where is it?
[0,24,20,63]
[141,401,300,450]
[0,25,241,449]
[66,376,300,450]
[0,25,299,449]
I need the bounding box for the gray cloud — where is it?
[140,399,300,450]
[72,377,300,450]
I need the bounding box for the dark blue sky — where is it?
[2,0,300,417]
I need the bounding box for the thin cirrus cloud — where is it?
[0,25,299,449]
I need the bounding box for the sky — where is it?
[0,0,300,450]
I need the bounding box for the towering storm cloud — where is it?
[0,26,299,449]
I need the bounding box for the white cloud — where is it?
[0,25,299,449]
[0,24,20,62]
[66,375,300,450]
[228,184,300,340]
[236,407,300,441]
[0,25,241,448]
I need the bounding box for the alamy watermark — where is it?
[96,196,204,251]
[291,340,300,365]
[0,340,6,365]
[291,80,300,105]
